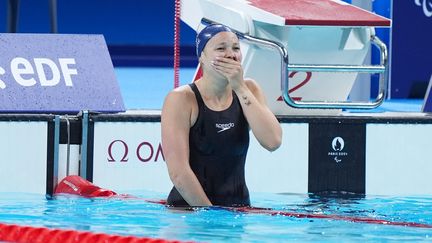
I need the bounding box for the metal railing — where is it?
[283,35,388,109]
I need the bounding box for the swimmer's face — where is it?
[201,32,242,62]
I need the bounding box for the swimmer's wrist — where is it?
[231,82,247,93]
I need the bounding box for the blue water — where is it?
[114,67,196,110]
[114,67,425,112]
[0,192,431,242]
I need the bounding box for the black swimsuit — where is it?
[167,83,250,207]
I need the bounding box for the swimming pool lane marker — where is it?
[146,199,432,229]
[0,222,191,243]
[56,175,432,229]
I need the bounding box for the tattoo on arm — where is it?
[242,95,252,106]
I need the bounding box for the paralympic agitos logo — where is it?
[107,139,165,163]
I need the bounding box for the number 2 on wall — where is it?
[277,71,312,101]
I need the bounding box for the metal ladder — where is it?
[242,33,388,109]
[201,19,389,109]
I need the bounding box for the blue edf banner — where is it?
[423,75,432,112]
[391,0,432,98]
[0,34,125,113]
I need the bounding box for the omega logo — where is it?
[107,139,165,163]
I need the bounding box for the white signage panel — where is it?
[0,122,47,193]
[246,123,309,194]
[92,122,171,193]
[92,121,309,195]
[366,124,432,195]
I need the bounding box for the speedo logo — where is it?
[216,122,235,133]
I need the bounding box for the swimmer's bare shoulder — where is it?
[162,85,197,126]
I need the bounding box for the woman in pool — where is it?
[161,24,282,207]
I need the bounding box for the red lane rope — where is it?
[0,176,191,243]
[146,200,432,229]
[55,176,432,229]
[173,0,181,88]
[231,207,432,229]
[0,222,191,243]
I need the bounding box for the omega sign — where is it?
[107,140,165,163]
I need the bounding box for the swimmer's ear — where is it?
[198,54,205,65]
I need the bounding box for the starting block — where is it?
[181,0,391,115]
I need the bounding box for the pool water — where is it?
[114,67,195,110]
[0,191,431,242]
[114,67,425,112]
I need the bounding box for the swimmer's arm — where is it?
[235,79,282,151]
[161,90,212,207]
[212,57,282,151]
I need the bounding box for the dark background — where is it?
[0,0,198,67]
